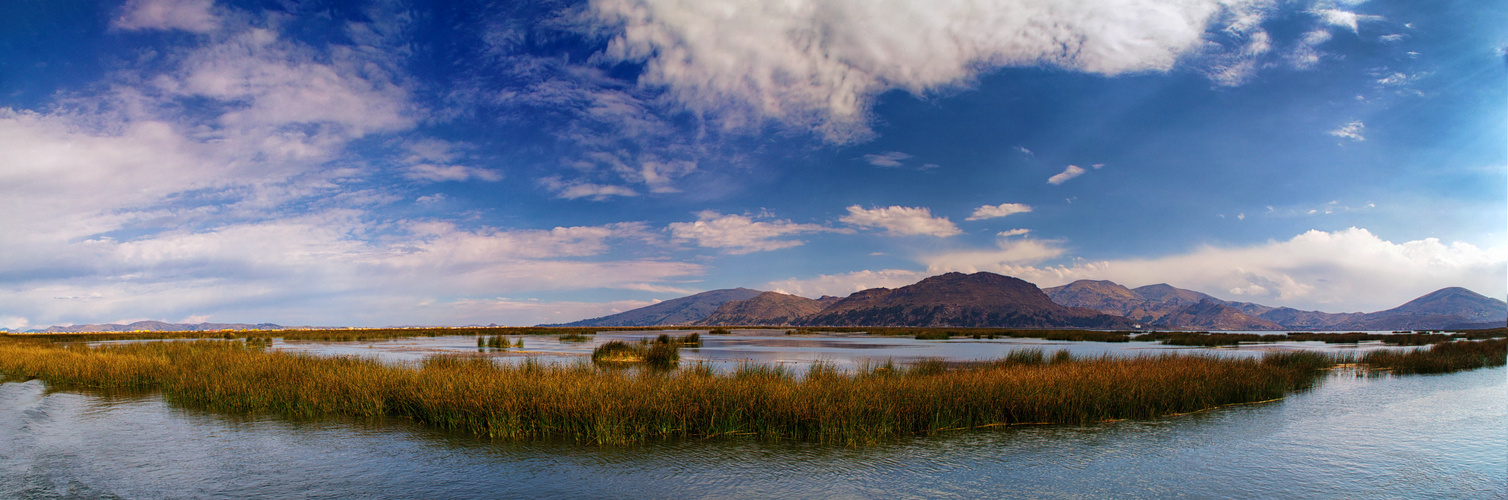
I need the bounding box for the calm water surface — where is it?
[263,330,1420,370]
[2,343,1502,498]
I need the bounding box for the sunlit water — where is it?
[3,339,1503,498]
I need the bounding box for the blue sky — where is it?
[0,0,1503,328]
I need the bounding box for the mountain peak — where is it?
[799,271,1134,328]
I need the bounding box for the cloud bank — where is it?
[923,227,1506,312]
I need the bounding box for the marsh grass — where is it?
[1360,338,1506,374]
[2,337,1500,446]
[558,333,593,342]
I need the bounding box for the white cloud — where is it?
[539,177,640,200]
[765,269,929,298]
[404,164,503,183]
[840,205,961,237]
[928,227,1506,313]
[165,28,415,139]
[591,0,1273,142]
[1047,165,1087,185]
[1288,29,1332,68]
[1330,120,1365,141]
[998,229,1031,238]
[863,151,913,167]
[966,203,1033,221]
[114,0,219,33]
[668,211,833,254]
[1310,9,1381,33]
[0,216,704,327]
[923,237,1068,271]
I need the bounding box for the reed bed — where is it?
[0,339,1315,446]
[1359,338,1506,374]
[2,337,1501,446]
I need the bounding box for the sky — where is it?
[0,0,1504,329]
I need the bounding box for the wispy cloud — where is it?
[840,205,961,237]
[539,177,639,201]
[1330,120,1365,141]
[863,151,913,167]
[668,211,834,254]
[1047,165,1087,185]
[966,203,1032,221]
[113,0,219,33]
[404,164,502,183]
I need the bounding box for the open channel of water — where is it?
[5,334,1503,498]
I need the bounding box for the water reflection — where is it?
[262,330,1422,372]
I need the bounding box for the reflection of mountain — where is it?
[547,288,764,327]
[1046,280,1505,331]
[793,272,1135,328]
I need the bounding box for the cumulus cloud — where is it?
[591,0,1273,142]
[840,205,961,237]
[863,151,913,167]
[1329,120,1365,141]
[966,203,1033,221]
[113,0,219,33]
[924,227,1506,313]
[1047,165,1087,185]
[668,211,834,254]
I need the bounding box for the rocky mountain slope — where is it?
[548,288,764,327]
[694,292,834,326]
[795,272,1136,328]
[1047,279,1505,330]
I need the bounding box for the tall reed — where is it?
[0,338,1328,445]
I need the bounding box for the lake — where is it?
[4,334,1503,498]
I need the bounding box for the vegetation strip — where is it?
[0,337,1501,446]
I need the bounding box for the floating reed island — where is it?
[0,333,1502,445]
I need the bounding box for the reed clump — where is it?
[1360,338,1507,374]
[2,338,1501,446]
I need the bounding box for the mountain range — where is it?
[556,273,1507,331]
[11,274,1501,332]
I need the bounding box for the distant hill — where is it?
[694,291,832,326]
[32,321,291,333]
[1150,300,1282,331]
[1332,287,1508,330]
[796,272,1136,329]
[1046,279,1505,330]
[547,288,765,327]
